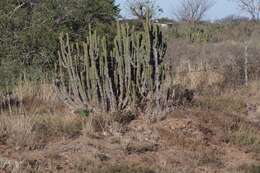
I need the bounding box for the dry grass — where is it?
[237,164,260,173]
[0,80,62,115]
[14,80,57,102]
[0,114,36,147]
[2,22,260,173]
[83,110,136,137]
[1,79,260,173]
[173,70,225,90]
[194,95,246,114]
[0,80,84,149]
[0,113,83,148]
[166,33,260,92]
[228,123,260,153]
[14,80,60,114]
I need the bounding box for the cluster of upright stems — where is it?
[57,20,167,112]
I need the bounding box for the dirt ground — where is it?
[0,84,260,173]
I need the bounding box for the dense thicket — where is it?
[0,0,120,87]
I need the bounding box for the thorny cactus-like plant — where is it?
[57,20,167,113]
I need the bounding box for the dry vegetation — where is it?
[1,22,260,173]
[0,79,259,173]
[2,0,260,172]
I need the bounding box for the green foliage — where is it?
[0,0,120,87]
[238,164,260,173]
[76,109,90,118]
[245,165,260,173]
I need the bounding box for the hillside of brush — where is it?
[0,81,260,173]
[1,20,260,173]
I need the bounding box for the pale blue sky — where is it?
[116,0,243,20]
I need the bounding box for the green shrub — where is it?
[0,0,120,86]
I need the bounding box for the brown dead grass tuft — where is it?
[0,113,83,148]
[173,71,225,91]
[32,114,83,139]
[194,95,246,114]
[14,80,57,103]
[0,115,35,147]
[83,111,137,137]
[0,80,82,148]
[0,80,67,116]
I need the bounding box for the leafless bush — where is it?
[126,0,162,20]
[174,0,215,22]
[232,0,260,21]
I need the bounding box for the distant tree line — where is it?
[127,0,260,22]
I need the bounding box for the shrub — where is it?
[0,0,120,86]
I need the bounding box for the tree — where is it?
[126,0,163,20]
[174,0,215,22]
[232,0,260,21]
[0,0,120,85]
[0,0,120,86]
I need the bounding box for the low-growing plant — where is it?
[94,165,157,173]
[0,113,84,148]
[193,95,246,114]
[237,164,260,173]
[230,124,260,147]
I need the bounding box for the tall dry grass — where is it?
[172,70,225,91]
[166,38,260,93]
[0,80,84,148]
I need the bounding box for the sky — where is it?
[116,0,243,21]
